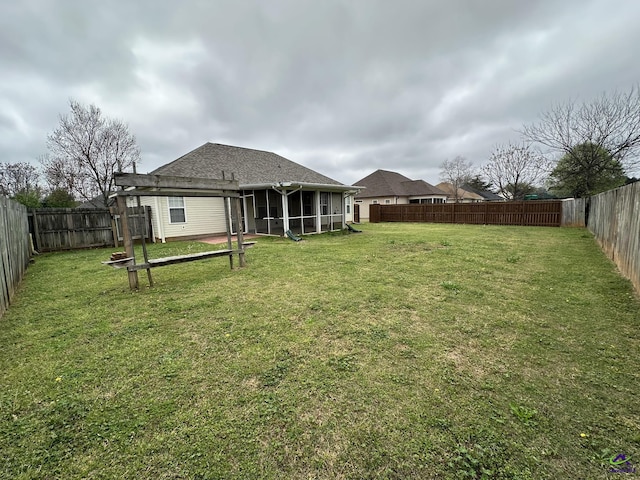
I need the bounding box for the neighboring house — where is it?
[353,169,447,221]
[435,182,503,203]
[435,182,485,203]
[462,184,503,202]
[134,143,358,241]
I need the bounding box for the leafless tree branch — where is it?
[521,85,640,173]
[42,100,140,206]
[482,143,550,200]
[439,155,474,202]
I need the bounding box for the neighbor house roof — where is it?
[461,184,503,201]
[435,182,485,201]
[151,143,350,189]
[354,169,446,198]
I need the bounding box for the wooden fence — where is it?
[29,207,151,253]
[560,198,587,227]
[588,182,640,294]
[369,200,562,227]
[0,196,31,318]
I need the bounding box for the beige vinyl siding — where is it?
[128,196,227,240]
[355,196,402,221]
[162,196,226,238]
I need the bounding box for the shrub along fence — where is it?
[369,200,562,227]
[0,196,31,318]
[28,207,151,253]
[588,182,640,294]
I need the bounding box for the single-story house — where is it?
[435,182,485,203]
[353,169,447,221]
[462,184,504,202]
[435,182,503,203]
[133,143,360,241]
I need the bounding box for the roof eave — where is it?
[240,181,361,192]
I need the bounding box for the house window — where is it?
[345,196,351,214]
[372,200,378,204]
[168,196,186,223]
[385,199,391,204]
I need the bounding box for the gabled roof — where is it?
[461,184,503,201]
[151,143,348,188]
[435,182,485,201]
[354,169,446,198]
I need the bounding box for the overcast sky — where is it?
[2,0,640,186]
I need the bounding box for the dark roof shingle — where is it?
[354,169,446,198]
[151,143,345,187]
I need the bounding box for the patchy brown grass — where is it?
[1,223,639,479]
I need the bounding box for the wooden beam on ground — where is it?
[127,249,235,271]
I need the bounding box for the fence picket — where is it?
[28,207,150,252]
[0,196,30,318]
[370,200,562,227]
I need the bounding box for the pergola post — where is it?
[223,196,234,269]
[116,195,139,290]
[234,196,245,267]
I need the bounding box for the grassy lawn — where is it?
[1,222,639,479]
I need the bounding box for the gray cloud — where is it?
[2,0,640,186]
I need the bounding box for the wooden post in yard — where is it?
[116,195,138,290]
[109,207,119,247]
[223,195,234,270]
[234,196,246,267]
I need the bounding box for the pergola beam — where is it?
[114,172,239,192]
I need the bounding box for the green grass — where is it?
[1,223,639,479]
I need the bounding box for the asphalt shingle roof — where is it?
[353,169,446,198]
[461,184,503,201]
[150,143,346,187]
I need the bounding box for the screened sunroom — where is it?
[234,183,352,236]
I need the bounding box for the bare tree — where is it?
[42,100,140,207]
[0,162,41,197]
[439,155,474,202]
[482,143,550,200]
[521,85,640,174]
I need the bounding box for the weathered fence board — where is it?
[370,200,562,227]
[29,207,151,252]
[0,196,31,318]
[588,182,640,294]
[561,198,587,227]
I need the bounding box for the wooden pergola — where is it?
[110,172,246,290]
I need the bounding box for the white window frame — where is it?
[168,196,187,224]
